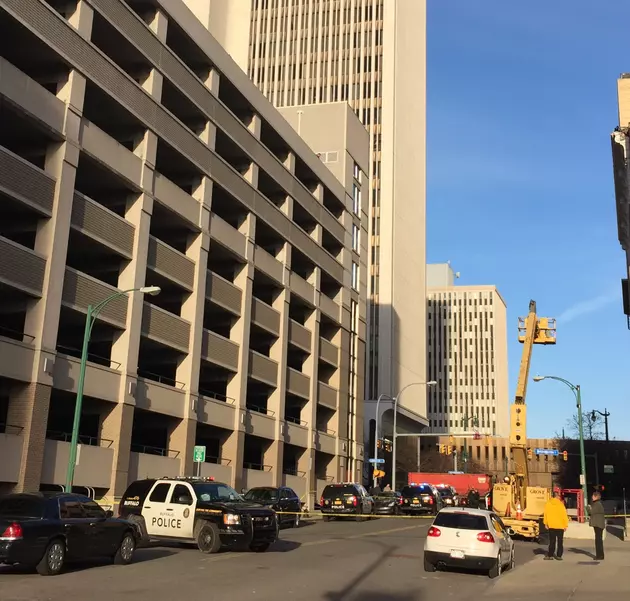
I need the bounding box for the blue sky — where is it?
[426,0,630,439]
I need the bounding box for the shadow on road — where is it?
[268,540,301,553]
[0,549,177,576]
[567,547,595,559]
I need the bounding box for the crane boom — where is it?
[492,300,556,537]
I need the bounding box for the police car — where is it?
[118,477,278,553]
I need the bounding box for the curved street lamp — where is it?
[372,381,437,489]
[533,374,588,517]
[65,286,161,492]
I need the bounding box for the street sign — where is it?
[534,448,559,456]
[604,465,614,474]
[193,445,206,463]
[368,458,385,464]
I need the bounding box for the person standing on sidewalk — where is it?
[543,491,569,560]
[588,491,606,560]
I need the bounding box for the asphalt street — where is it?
[0,516,537,601]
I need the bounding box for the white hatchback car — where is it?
[423,507,515,578]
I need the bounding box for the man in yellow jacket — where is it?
[543,491,569,560]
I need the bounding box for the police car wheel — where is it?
[196,521,222,554]
[114,533,136,565]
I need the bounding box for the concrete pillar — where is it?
[100,402,134,495]
[224,214,256,490]
[68,0,94,39]
[205,68,220,96]
[284,152,296,174]
[17,61,87,491]
[168,418,197,476]
[6,382,52,492]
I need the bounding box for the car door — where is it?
[58,497,92,560]
[167,483,196,539]
[79,497,118,557]
[490,514,508,562]
[357,485,372,514]
[142,482,173,537]
[277,489,291,523]
[286,488,301,515]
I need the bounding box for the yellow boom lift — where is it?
[492,300,556,540]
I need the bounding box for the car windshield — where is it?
[401,486,432,496]
[323,485,357,497]
[0,496,45,519]
[192,483,244,503]
[434,512,488,530]
[375,491,398,498]
[244,488,278,503]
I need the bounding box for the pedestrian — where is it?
[588,491,606,561]
[467,487,480,509]
[543,490,569,560]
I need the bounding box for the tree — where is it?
[562,410,604,440]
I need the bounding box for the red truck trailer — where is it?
[407,473,493,497]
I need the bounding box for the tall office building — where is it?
[426,264,509,437]
[0,0,367,504]
[185,0,429,428]
[611,74,630,327]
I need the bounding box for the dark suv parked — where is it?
[400,484,442,515]
[320,483,374,521]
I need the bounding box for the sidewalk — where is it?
[483,537,629,600]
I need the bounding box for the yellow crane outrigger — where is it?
[492,300,556,540]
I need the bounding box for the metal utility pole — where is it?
[591,409,610,442]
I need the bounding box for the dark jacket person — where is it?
[588,491,606,560]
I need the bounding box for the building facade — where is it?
[185,0,429,422]
[427,265,509,438]
[611,74,630,328]
[0,0,367,504]
[420,436,560,489]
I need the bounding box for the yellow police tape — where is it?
[276,511,434,519]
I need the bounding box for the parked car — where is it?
[435,485,458,507]
[399,484,442,515]
[423,508,515,578]
[319,483,374,521]
[243,486,302,527]
[118,477,278,553]
[0,492,136,576]
[373,491,402,515]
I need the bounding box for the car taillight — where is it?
[398,496,404,505]
[1,523,23,540]
[320,496,324,506]
[349,495,358,506]
[477,531,495,543]
[427,526,441,537]
[428,497,434,504]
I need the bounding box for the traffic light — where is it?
[563,450,568,462]
[527,448,533,460]
[377,439,382,449]
[439,444,446,454]
[447,445,453,455]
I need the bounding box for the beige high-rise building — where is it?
[611,74,630,326]
[427,265,509,438]
[0,0,368,505]
[185,0,429,429]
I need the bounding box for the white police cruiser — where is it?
[118,477,278,553]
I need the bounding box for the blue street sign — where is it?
[534,448,559,456]
[368,458,386,464]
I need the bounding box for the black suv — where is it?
[400,484,442,515]
[319,483,374,521]
[118,477,278,553]
[435,484,458,507]
[243,486,302,528]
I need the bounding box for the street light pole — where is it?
[65,286,161,493]
[372,393,391,488]
[390,380,437,491]
[533,375,588,519]
[591,408,610,442]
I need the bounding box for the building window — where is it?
[353,162,360,180]
[352,184,360,215]
[352,262,359,290]
[352,223,359,252]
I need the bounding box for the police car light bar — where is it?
[162,476,215,481]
